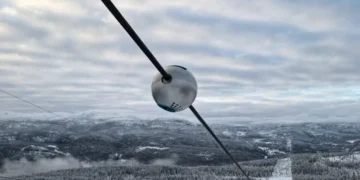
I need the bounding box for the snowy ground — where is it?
[135,146,169,152]
[270,158,292,180]
[347,140,359,144]
[327,152,360,163]
[286,139,292,152]
[256,158,292,180]
[258,147,286,156]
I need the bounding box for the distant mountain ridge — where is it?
[0,117,359,168]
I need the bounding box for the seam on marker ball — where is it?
[157,103,176,112]
[170,65,187,70]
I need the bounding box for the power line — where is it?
[349,140,360,153]
[101,0,171,81]
[190,105,251,179]
[101,1,251,179]
[339,140,360,162]
[0,89,64,119]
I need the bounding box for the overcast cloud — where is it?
[0,0,359,123]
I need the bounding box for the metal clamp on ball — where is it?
[161,75,172,84]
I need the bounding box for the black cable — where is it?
[101,1,251,179]
[339,140,360,161]
[101,0,171,81]
[348,140,360,153]
[0,89,63,119]
[190,105,251,180]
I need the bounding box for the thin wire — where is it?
[348,140,360,153]
[101,1,251,179]
[101,0,171,81]
[339,140,360,161]
[190,105,251,179]
[0,89,63,119]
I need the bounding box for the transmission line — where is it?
[101,1,251,179]
[0,89,64,119]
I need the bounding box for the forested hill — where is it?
[0,118,359,179]
[0,118,359,166]
[4,153,360,180]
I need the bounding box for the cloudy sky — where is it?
[0,0,359,123]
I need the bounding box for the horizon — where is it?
[0,110,359,125]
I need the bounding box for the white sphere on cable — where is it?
[151,65,197,112]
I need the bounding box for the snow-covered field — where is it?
[286,139,292,152]
[135,146,169,153]
[269,158,292,180]
[347,139,359,144]
[255,157,292,180]
[258,147,286,156]
[327,152,360,163]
